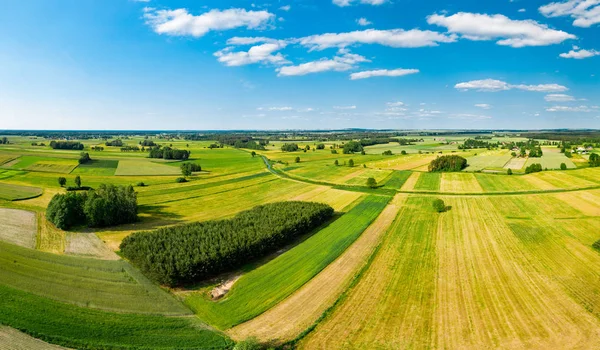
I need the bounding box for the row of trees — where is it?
[281,143,299,152]
[148,146,191,160]
[105,139,124,147]
[428,155,468,172]
[180,162,201,176]
[525,163,543,174]
[49,141,84,150]
[120,201,334,286]
[46,184,138,230]
[458,139,500,150]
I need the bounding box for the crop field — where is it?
[185,195,391,329]
[0,182,43,201]
[525,148,576,170]
[71,159,119,176]
[115,159,183,176]
[2,133,600,349]
[413,172,441,191]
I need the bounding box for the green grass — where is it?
[474,173,538,192]
[186,195,392,329]
[0,183,42,201]
[0,284,232,350]
[525,149,576,170]
[464,150,512,171]
[0,241,190,315]
[72,159,119,176]
[382,171,412,189]
[115,160,183,176]
[3,156,78,174]
[413,172,441,191]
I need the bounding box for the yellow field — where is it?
[400,172,421,191]
[229,194,407,343]
[439,173,483,193]
[301,195,600,349]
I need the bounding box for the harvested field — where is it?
[0,208,36,248]
[229,194,407,343]
[504,157,527,170]
[439,173,483,193]
[65,232,119,260]
[0,326,69,350]
[400,172,421,191]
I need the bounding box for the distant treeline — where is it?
[148,146,190,160]
[105,139,124,147]
[120,201,334,286]
[46,184,137,230]
[459,139,500,150]
[49,141,84,150]
[429,155,468,172]
[526,131,600,144]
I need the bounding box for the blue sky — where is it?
[0,0,599,130]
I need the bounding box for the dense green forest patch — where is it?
[121,201,334,286]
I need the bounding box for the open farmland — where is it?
[1,131,600,349]
[525,148,576,170]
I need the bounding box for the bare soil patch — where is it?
[0,208,36,248]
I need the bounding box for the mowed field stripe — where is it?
[228,194,407,343]
[300,196,439,349]
[400,172,421,191]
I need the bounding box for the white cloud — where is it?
[545,94,576,101]
[267,107,294,111]
[449,113,492,120]
[333,0,388,7]
[546,105,593,112]
[539,0,600,27]
[475,103,492,109]
[297,29,457,50]
[214,42,289,66]
[350,68,419,80]
[387,102,405,107]
[277,52,369,76]
[334,105,357,110]
[455,79,568,92]
[559,47,600,58]
[143,7,274,37]
[226,37,283,45]
[279,5,291,11]
[427,12,576,47]
[357,18,372,26]
[519,8,527,12]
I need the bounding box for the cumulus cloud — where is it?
[539,0,600,27]
[560,47,600,58]
[279,5,291,11]
[387,102,405,107]
[333,0,388,7]
[427,12,576,47]
[519,8,527,12]
[475,103,492,109]
[297,29,457,50]
[545,94,576,101]
[350,68,419,80]
[357,18,372,26]
[143,7,274,37]
[455,79,568,92]
[277,52,369,76]
[546,105,593,112]
[215,42,289,66]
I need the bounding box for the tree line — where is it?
[148,146,190,160]
[46,184,138,230]
[49,141,84,150]
[429,155,468,172]
[120,201,334,286]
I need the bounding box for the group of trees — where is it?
[78,152,91,164]
[342,141,364,154]
[46,184,138,230]
[525,163,543,174]
[49,141,84,150]
[0,137,8,144]
[180,163,201,177]
[148,146,190,160]
[139,139,156,147]
[91,146,104,151]
[382,150,393,156]
[105,139,124,147]
[281,143,299,152]
[590,153,600,167]
[428,155,468,172]
[120,201,334,286]
[458,139,500,150]
[215,135,269,150]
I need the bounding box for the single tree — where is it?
[507,168,513,175]
[295,156,300,163]
[511,152,517,157]
[560,163,567,170]
[251,151,256,157]
[401,150,407,155]
[348,159,354,167]
[58,177,67,187]
[74,176,82,189]
[432,199,446,213]
[366,177,377,188]
[334,160,339,166]
[181,165,192,177]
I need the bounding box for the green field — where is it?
[382,170,412,189]
[72,159,119,176]
[525,148,576,170]
[413,172,441,191]
[115,160,183,176]
[0,182,43,201]
[186,195,391,329]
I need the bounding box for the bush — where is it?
[525,163,543,174]
[590,153,600,167]
[78,152,91,164]
[507,168,513,175]
[281,143,299,152]
[331,149,338,154]
[401,150,407,155]
[175,177,188,183]
[366,177,377,188]
[348,159,354,167]
[432,199,446,213]
[46,184,138,230]
[181,162,202,177]
[560,163,567,170]
[58,177,67,187]
[295,156,300,163]
[120,201,334,286]
[316,143,325,150]
[136,182,146,187]
[234,338,262,350]
[382,150,393,156]
[428,155,468,172]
